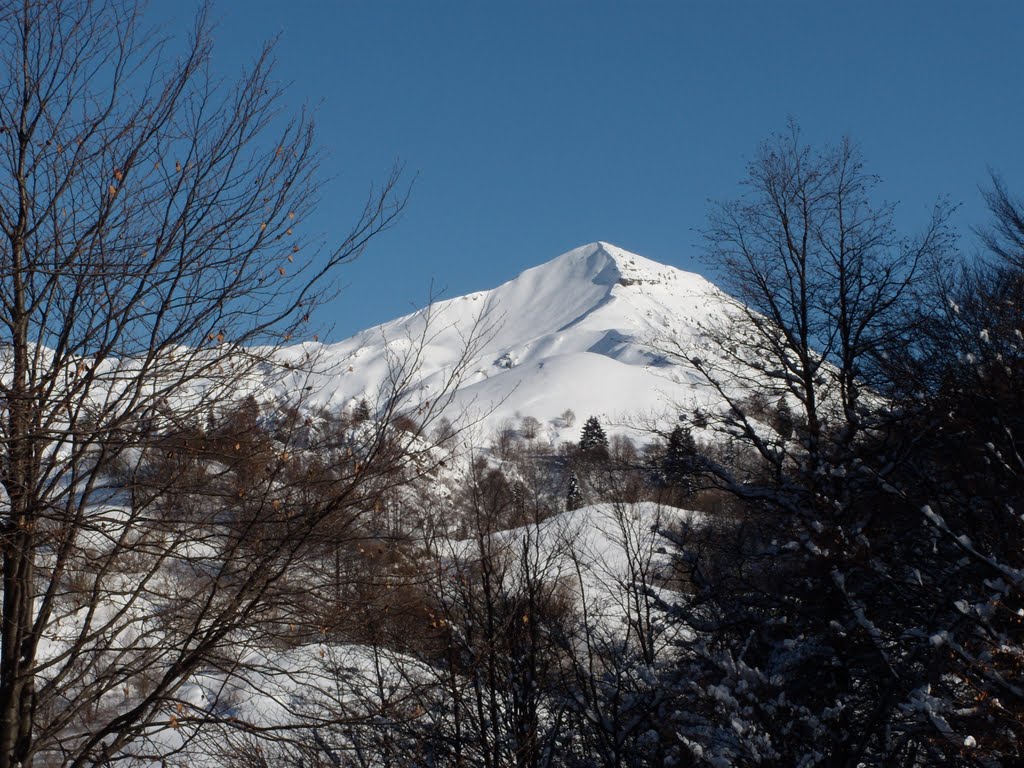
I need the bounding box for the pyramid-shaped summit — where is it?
[267,242,735,442]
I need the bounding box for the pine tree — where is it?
[352,398,373,424]
[772,397,794,441]
[662,425,698,497]
[566,471,583,511]
[579,416,608,453]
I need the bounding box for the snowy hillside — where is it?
[270,242,735,441]
[440,501,694,624]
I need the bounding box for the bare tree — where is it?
[520,415,541,442]
[683,121,954,492]
[653,125,980,765]
[978,172,1024,270]
[0,1,424,765]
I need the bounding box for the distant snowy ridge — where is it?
[269,242,739,442]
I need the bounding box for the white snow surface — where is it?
[269,242,733,441]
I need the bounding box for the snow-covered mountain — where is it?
[270,242,734,441]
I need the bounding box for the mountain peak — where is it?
[516,241,690,295]
[270,243,731,441]
[542,241,699,290]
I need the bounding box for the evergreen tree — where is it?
[662,425,699,497]
[566,471,583,511]
[352,398,373,424]
[579,416,608,453]
[772,397,794,441]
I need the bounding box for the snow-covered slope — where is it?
[269,242,734,441]
[440,501,693,620]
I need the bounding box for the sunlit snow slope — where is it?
[271,242,733,441]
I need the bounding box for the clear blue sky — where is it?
[172,1,1022,339]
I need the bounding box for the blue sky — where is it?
[187,1,1022,339]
